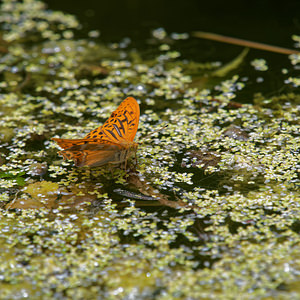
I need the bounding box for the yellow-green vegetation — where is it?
[0,1,299,299]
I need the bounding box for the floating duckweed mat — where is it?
[0,1,299,299]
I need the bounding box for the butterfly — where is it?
[52,97,140,168]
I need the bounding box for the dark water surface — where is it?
[45,0,299,44]
[45,0,300,102]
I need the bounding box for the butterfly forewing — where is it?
[85,97,140,144]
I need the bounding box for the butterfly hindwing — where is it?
[51,138,113,150]
[59,144,123,167]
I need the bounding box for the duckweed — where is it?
[0,0,299,299]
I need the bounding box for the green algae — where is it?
[0,0,299,299]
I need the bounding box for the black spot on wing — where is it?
[106,129,118,140]
[117,118,125,134]
[113,124,123,137]
[120,114,129,124]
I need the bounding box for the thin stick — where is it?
[192,31,299,55]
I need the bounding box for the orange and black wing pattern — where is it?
[51,97,140,167]
[85,97,140,144]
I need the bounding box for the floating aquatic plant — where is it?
[0,0,299,299]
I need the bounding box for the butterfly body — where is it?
[52,97,140,168]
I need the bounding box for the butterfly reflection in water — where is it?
[52,97,140,168]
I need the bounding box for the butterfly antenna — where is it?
[140,124,168,142]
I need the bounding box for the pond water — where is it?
[0,0,299,299]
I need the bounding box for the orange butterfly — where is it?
[52,97,140,168]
